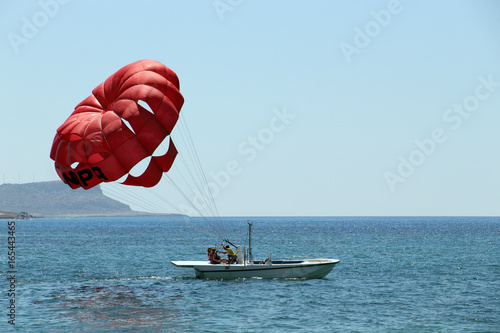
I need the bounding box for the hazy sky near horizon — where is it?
[2,1,500,216]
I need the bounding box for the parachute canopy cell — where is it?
[50,60,184,190]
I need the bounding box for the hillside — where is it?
[0,181,136,217]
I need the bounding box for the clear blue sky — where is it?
[2,0,500,216]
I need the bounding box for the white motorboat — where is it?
[171,258,340,279]
[171,221,340,279]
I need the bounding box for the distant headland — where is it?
[0,181,178,218]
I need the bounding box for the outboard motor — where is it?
[236,245,243,264]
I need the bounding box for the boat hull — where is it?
[171,259,340,279]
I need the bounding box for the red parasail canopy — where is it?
[50,60,184,190]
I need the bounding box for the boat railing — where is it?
[243,251,310,265]
[272,256,308,261]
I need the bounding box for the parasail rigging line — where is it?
[174,115,221,220]
[101,183,164,214]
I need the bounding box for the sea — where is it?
[1,216,499,332]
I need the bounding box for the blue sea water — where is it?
[1,216,499,332]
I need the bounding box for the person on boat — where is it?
[208,247,220,264]
[209,248,225,264]
[215,249,227,264]
[207,247,213,261]
[219,244,236,264]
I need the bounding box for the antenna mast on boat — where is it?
[248,220,253,262]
